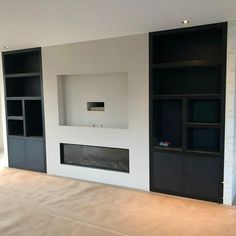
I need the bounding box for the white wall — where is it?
[42,34,149,190]
[58,72,128,128]
[224,21,236,205]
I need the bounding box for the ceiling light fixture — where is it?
[182,20,190,24]
[3,46,9,49]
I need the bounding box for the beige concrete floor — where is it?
[0,168,235,236]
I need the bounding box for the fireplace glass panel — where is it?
[60,143,129,172]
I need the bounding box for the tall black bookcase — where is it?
[149,23,227,203]
[2,48,46,173]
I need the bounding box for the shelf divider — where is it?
[153,94,221,100]
[7,116,24,120]
[5,72,40,78]
[6,96,42,101]
[153,59,221,69]
[186,122,220,129]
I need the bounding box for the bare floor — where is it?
[0,168,235,236]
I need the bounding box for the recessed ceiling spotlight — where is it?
[3,46,9,49]
[182,20,190,24]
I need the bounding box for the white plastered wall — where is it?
[224,20,236,205]
[42,34,149,190]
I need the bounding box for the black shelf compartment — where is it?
[8,120,24,136]
[3,50,40,75]
[150,23,227,203]
[187,127,220,153]
[151,27,223,64]
[153,66,221,95]
[6,75,41,97]
[25,100,43,137]
[188,99,221,123]
[153,100,182,148]
[7,100,23,116]
[3,47,46,173]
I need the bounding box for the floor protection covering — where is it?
[0,168,235,236]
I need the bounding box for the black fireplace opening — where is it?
[60,143,129,173]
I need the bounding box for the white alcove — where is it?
[57,72,128,129]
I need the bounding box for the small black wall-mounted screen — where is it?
[87,102,105,111]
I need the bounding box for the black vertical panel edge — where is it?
[182,99,187,150]
[22,100,26,136]
[219,22,228,203]
[38,48,47,173]
[2,49,10,167]
[149,32,154,191]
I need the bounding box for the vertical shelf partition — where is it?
[150,23,227,203]
[3,48,46,173]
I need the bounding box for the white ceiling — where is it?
[0,0,236,50]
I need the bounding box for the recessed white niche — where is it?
[57,72,128,129]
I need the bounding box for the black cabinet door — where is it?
[184,156,222,202]
[26,138,46,173]
[152,152,184,194]
[151,151,222,202]
[8,137,26,169]
[8,137,46,173]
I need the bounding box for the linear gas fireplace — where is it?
[60,143,129,172]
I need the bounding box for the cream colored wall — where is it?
[224,20,236,205]
[42,34,149,190]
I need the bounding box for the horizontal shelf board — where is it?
[5,72,40,78]
[7,116,23,120]
[8,135,44,140]
[153,146,183,152]
[153,94,221,100]
[186,122,221,129]
[6,96,42,101]
[152,59,221,69]
[26,136,44,139]
[8,134,24,138]
[185,149,220,156]
[153,146,221,157]
[2,47,40,55]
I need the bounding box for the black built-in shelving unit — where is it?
[149,23,227,203]
[2,48,46,172]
